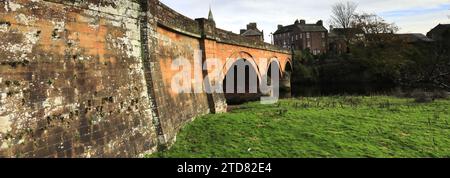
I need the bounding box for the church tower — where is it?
[208,5,214,22]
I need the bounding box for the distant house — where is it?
[273,19,328,55]
[426,24,450,41]
[328,27,365,54]
[240,23,264,42]
[396,33,433,43]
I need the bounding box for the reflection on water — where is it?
[291,83,398,97]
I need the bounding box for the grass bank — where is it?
[148,96,450,158]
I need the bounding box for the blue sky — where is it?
[381,4,450,17]
[159,0,450,43]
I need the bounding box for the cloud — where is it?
[160,0,450,42]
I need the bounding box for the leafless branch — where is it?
[330,1,358,29]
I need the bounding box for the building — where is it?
[240,23,264,42]
[328,27,365,54]
[396,33,433,43]
[427,24,450,41]
[273,19,328,55]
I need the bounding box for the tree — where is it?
[350,13,399,45]
[330,1,358,29]
[399,30,450,90]
[351,13,399,34]
[341,14,404,83]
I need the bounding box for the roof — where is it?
[330,28,365,36]
[274,23,327,35]
[427,24,450,38]
[396,33,434,43]
[273,24,296,34]
[241,29,263,36]
[297,24,328,32]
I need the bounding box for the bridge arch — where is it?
[221,51,263,105]
[263,57,293,97]
[281,59,293,96]
[220,51,262,82]
[282,59,293,79]
[284,59,293,73]
[266,57,283,76]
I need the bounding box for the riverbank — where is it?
[148,96,450,158]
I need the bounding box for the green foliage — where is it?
[292,49,325,84]
[148,96,450,158]
[398,31,450,89]
[292,63,318,84]
[347,39,410,82]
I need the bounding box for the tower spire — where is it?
[208,4,214,21]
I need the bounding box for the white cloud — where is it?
[160,0,450,42]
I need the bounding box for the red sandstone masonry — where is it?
[0,0,291,157]
[0,0,157,157]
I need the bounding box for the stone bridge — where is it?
[0,0,292,157]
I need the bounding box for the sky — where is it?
[159,0,450,43]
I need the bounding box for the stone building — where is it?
[427,24,450,41]
[240,23,264,42]
[273,19,328,55]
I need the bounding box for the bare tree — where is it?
[351,13,399,34]
[330,1,358,29]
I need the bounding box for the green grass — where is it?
[148,96,450,158]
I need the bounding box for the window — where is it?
[306,32,310,39]
[296,35,298,40]
[322,32,325,38]
[322,41,326,47]
[307,41,311,48]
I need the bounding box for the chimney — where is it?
[294,19,299,24]
[261,30,264,41]
[300,19,306,25]
[329,25,334,31]
[278,25,283,29]
[247,23,257,30]
[317,20,323,26]
[240,29,246,34]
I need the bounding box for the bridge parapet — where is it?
[154,0,289,54]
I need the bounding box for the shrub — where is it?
[432,90,449,99]
[392,88,406,98]
[411,90,433,103]
[343,97,363,106]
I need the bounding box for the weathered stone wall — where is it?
[0,0,158,157]
[153,26,210,144]
[0,0,291,157]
